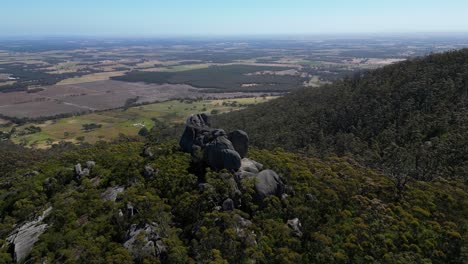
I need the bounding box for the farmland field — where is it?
[6,96,276,148]
[1,36,467,148]
[0,80,277,118]
[56,71,127,85]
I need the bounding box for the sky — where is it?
[1,0,468,37]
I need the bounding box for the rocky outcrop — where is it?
[143,164,156,178]
[222,198,235,211]
[179,113,211,154]
[6,207,52,263]
[239,158,263,174]
[287,218,303,237]
[179,114,243,172]
[254,170,286,200]
[74,161,95,179]
[228,130,249,158]
[233,214,257,246]
[86,161,96,169]
[179,113,288,203]
[101,186,125,202]
[123,223,166,260]
[142,146,154,158]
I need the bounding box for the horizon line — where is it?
[1,31,468,40]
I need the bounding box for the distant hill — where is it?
[214,49,468,181]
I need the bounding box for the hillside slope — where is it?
[214,49,468,180]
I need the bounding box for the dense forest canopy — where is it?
[214,49,468,181]
[113,65,306,92]
[0,139,466,263]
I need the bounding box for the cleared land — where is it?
[7,96,276,148]
[57,71,127,85]
[0,80,276,118]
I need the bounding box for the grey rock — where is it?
[74,163,90,179]
[155,240,167,256]
[143,164,155,178]
[287,218,303,237]
[127,202,135,217]
[233,214,252,228]
[179,113,253,172]
[254,170,285,200]
[142,146,154,157]
[222,198,235,211]
[235,170,257,181]
[101,186,125,202]
[6,207,52,263]
[228,130,249,158]
[240,158,262,173]
[74,163,82,176]
[179,113,211,153]
[86,161,96,169]
[306,193,315,201]
[204,136,241,171]
[232,214,256,246]
[81,168,90,177]
[124,224,166,260]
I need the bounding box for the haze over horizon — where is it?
[1,0,468,37]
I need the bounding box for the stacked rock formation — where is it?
[179,113,286,201]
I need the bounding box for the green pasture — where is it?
[9,96,276,148]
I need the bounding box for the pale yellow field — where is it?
[46,61,85,74]
[141,63,212,72]
[57,71,127,85]
[0,81,16,87]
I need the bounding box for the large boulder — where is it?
[228,130,249,158]
[6,207,52,263]
[240,158,263,173]
[222,198,235,211]
[74,163,90,179]
[179,114,211,153]
[203,136,241,171]
[179,114,251,172]
[254,170,285,200]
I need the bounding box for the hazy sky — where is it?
[1,0,468,36]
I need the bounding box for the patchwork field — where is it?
[0,80,276,118]
[1,36,460,149]
[6,96,276,148]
